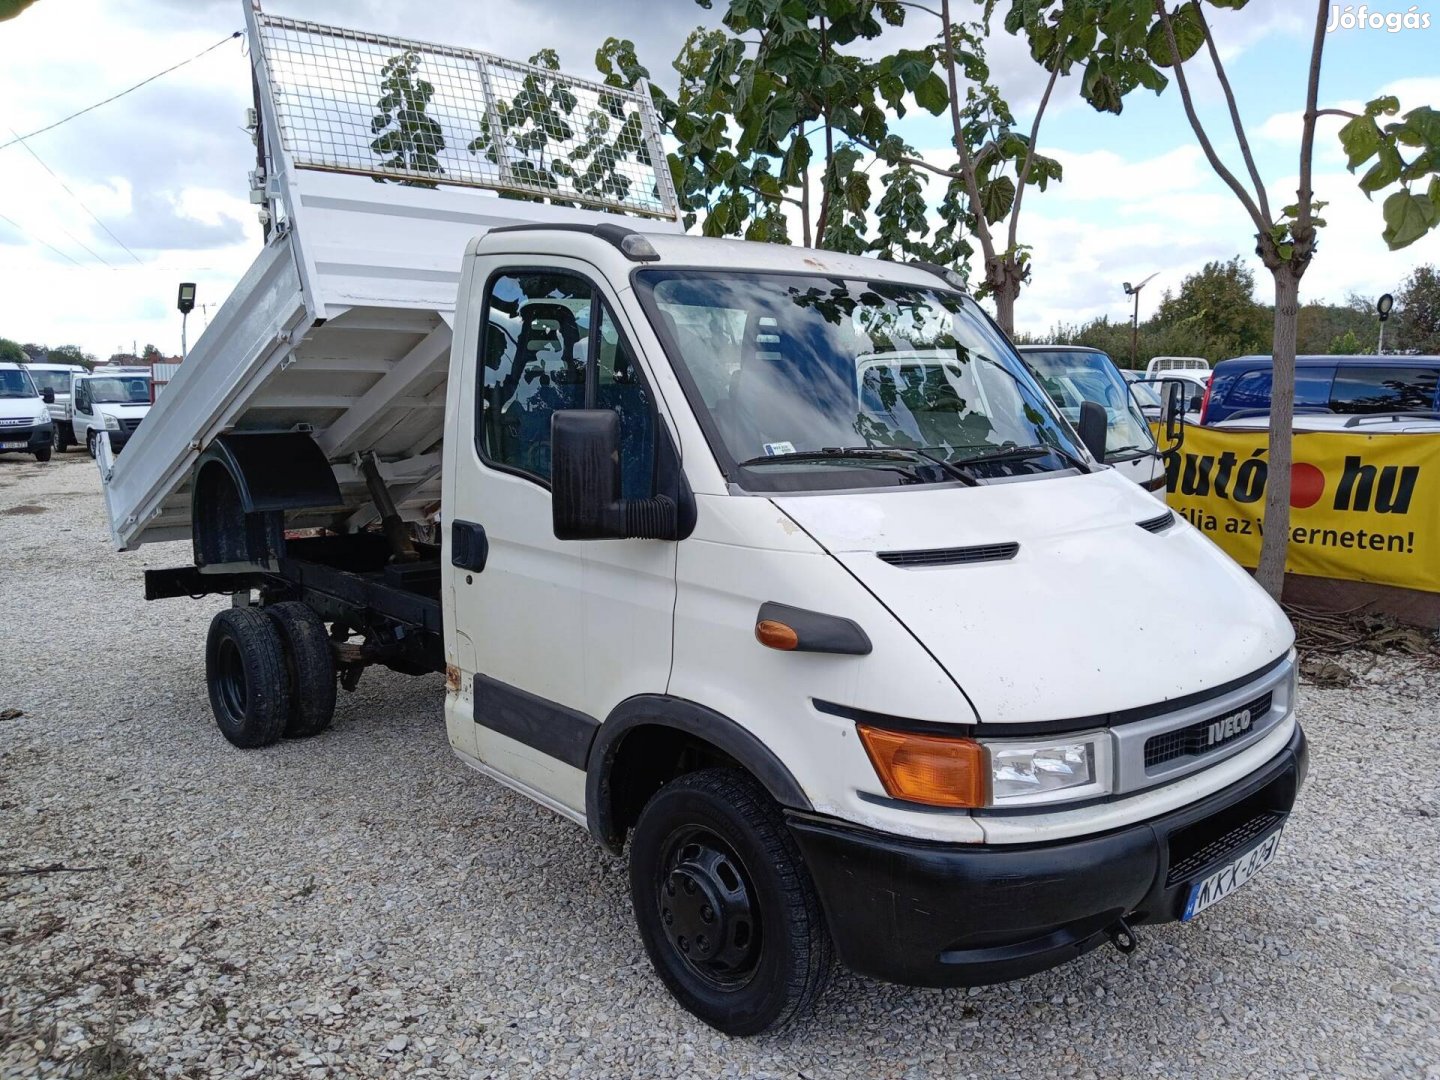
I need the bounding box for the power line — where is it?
[0,31,242,152]
[10,128,145,264]
[0,211,85,267]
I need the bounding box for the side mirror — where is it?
[551,409,678,541]
[41,388,55,404]
[1077,400,1107,462]
[1161,379,1186,445]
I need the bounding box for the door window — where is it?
[1330,365,1439,413]
[74,382,91,413]
[477,270,656,492]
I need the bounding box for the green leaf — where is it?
[1364,94,1400,118]
[980,176,1016,224]
[1145,5,1204,68]
[914,72,949,116]
[1338,115,1383,170]
[1360,142,1404,195]
[1382,189,1439,250]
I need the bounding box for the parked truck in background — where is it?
[23,361,85,450]
[99,5,1307,1034]
[69,367,152,458]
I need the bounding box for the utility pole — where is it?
[1122,273,1159,369]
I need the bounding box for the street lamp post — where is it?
[1122,273,1159,369]
[1376,292,1394,355]
[177,282,197,361]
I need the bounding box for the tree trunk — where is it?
[993,281,1017,337]
[1255,267,1301,600]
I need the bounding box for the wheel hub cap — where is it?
[659,836,757,982]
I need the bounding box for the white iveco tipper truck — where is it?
[101,3,1306,1035]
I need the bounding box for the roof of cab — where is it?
[472,223,958,291]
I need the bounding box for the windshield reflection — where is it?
[637,272,1084,490]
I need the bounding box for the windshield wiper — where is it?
[953,443,1091,474]
[737,446,978,486]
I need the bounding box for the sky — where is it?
[0,0,1438,359]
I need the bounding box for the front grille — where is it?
[877,542,1019,568]
[1144,691,1273,768]
[120,418,142,433]
[0,417,30,427]
[0,425,35,440]
[1166,809,1285,885]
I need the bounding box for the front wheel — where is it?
[86,430,97,458]
[628,768,832,1035]
[33,447,51,463]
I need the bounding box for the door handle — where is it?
[451,520,488,573]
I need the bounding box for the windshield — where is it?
[1021,350,1155,456]
[84,376,150,404]
[28,370,73,395]
[636,272,1085,490]
[0,368,39,399]
[1126,377,1162,409]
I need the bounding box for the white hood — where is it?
[0,397,48,423]
[774,470,1292,725]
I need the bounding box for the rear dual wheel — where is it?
[205,603,336,748]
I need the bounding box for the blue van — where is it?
[1201,355,1440,424]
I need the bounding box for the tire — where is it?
[53,427,68,452]
[33,447,51,463]
[86,430,97,458]
[628,768,833,1035]
[205,607,291,748]
[264,601,337,738]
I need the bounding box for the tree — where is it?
[471,48,656,211]
[141,344,162,362]
[1328,329,1368,355]
[632,1,953,260]
[1153,257,1269,357]
[47,345,96,368]
[994,0,1440,599]
[370,50,446,188]
[0,338,25,363]
[1395,264,1440,353]
[864,2,1065,333]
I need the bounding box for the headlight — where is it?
[984,732,1112,807]
[858,725,1112,809]
[103,413,120,430]
[36,410,53,425]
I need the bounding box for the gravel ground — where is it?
[2,451,1438,1080]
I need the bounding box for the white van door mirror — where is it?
[551,410,681,542]
[1077,400,1107,462]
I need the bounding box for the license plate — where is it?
[0,441,26,450]
[1182,828,1282,921]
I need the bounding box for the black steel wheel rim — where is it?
[216,636,248,719]
[656,826,761,990]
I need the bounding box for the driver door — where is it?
[445,261,677,818]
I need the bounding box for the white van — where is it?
[25,362,86,450]
[69,368,152,458]
[1017,345,1168,497]
[107,7,1307,1035]
[0,361,56,462]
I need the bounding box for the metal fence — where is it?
[254,14,677,219]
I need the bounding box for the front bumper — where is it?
[0,423,54,453]
[788,724,1307,988]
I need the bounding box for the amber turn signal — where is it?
[856,725,988,808]
[755,619,800,650]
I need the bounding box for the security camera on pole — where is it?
[1122,273,1159,369]
[177,282,197,360]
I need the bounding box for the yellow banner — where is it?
[1155,425,1440,593]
